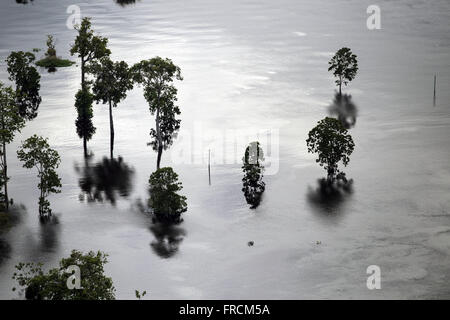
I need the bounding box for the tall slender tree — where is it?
[75,88,96,157]
[70,17,110,88]
[89,57,134,158]
[0,83,26,211]
[6,51,42,120]
[132,57,183,169]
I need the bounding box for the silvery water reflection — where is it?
[0,0,449,299]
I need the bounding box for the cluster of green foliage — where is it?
[0,82,26,211]
[132,57,183,169]
[6,51,42,120]
[36,57,75,68]
[70,17,111,88]
[74,88,96,157]
[36,36,75,70]
[12,250,115,300]
[328,47,358,95]
[306,117,354,182]
[242,142,265,209]
[148,167,187,224]
[17,135,62,219]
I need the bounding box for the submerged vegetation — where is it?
[74,87,96,157]
[89,57,134,158]
[6,51,41,120]
[306,117,355,182]
[148,167,187,224]
[0,83,25,211]
[36,35,75,71]
[242,141,266,209]
[12,250,115,300]
[132,57,183,169]
[17,135,61,220]
[0,9,367,299]
[328,47,358,95]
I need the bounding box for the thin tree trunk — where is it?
[157,145,163,170]
[339,76,342,96]
[155,92,163,170]
[109,100,114,159]
[83,137,87,158]
[2,141,8,211]
[81,58,85,88]
[39,165,43,217]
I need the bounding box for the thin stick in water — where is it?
[433,74,436,106]
[208,149,211,186]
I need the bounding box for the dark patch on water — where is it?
[75,156,135,206]
[328,93,358,129]
[149,223,186,259]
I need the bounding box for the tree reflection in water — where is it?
[328,93,358,129]
[149,223,186,259]
[306,175,354,217]
[75,156,134,206]
[115,0,139,7]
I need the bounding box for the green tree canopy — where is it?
[74,88,96,157]
[70,17,111,88]
[132,57,183,169]
[6,51,42,120]
[306,117,355,181]
[0,82,26,211]
[89,57,134,158]
[12,250,115,300]
[328,47,358,95]
[148,167,187,224]
[17,135,61,218]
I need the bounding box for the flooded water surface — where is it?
[0,0,449,299]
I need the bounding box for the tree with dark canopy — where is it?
[306,117,354,182]
[6,51,42,120]
[12,250,115,300]
[132,57,183,169]
[74,88,96,157]
[0,83,25,211]
[148,167,187,224]
[328,47,358,96]
[17,135,61,220]
[70,17,111,88]
[89,57,134,158]
[242,141,265,209]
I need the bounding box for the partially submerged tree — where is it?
[6,51,42,120]
[0,83,26,211]
[132,57,183,169]
[12,250,115,300]
[45,35,56,58]
[70,17,111,88]
[306,117,355,182]
[75,88,96,157]
[89,57,134,158]
[17,135,61,219]
[36,35,75,71]
[242,141,265,209]
[148,167,187,224]
[328,47,358,95]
